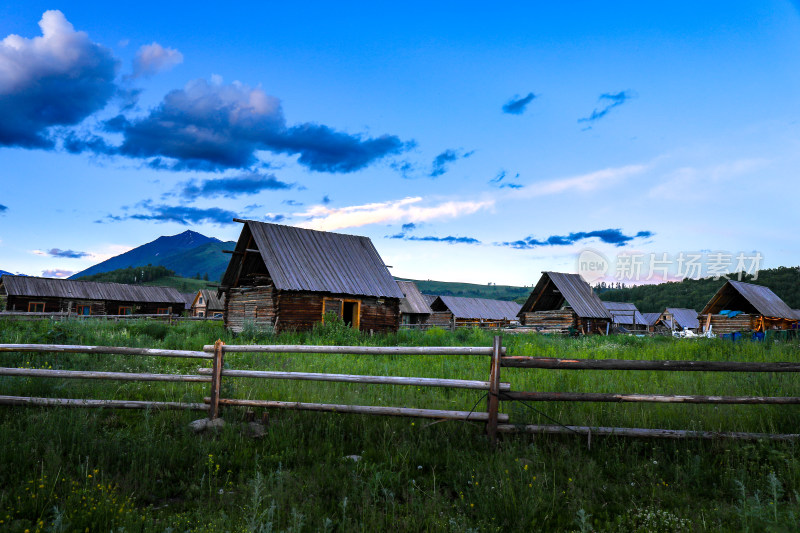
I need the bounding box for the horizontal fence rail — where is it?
[196,368,510,391]
[0,343,212,412]
[0,344,211,359]
[496,353,800,441]
[501,356,800,372]
[204,344,505,356]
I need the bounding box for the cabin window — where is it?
[212,312,223,319]
[322,298,360,329]
[156,308,169,315]
[198,311,205,317]
[77,305,91,316]
[119,306,133,315]
[199,297,204,305]
[28,302,45,312]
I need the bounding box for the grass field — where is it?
[0,318,798,532]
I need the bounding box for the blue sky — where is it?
[1,2,799,285]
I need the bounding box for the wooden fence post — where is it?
[486,335,501,447]
[209,339,225,419]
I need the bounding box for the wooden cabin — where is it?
[603,301,648,332]
[191,289,225,318]
[641,312,662,332]
[699,280,798,336]
[427,295,521,328]
[396,280,432,325]
[219,220,403,333]
[659,307,699,332]
[517,272,611,334]
[0,275,185,316]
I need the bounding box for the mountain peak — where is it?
[69,230,226,279]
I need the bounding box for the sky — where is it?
[1,2,800,286]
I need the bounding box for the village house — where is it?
[517,272,612,334]
[603,301,648,331]
[699,280,798,335]
[426,295,522,328]
[219,220,403,333]
[191,289,225,318]
[0,275,185,316]
[396,280,432,325]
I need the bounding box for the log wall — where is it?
[225,285,277,333]
[4,296,180,316]
[519,309,576,331]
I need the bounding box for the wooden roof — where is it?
[221,221,404,299]
[518,272,610,319]
[700,280,796,320]
[397,280,432,315]
[433,295,521,321]
[603,301,646,326]
[0,275,185,305]
[193,289,225,311]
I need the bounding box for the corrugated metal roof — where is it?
[1,275,185,305]
[397,280,432,314]
[641,312,662,326]
[519,272,610,319]
[435,295,521,320]
[701,280,796,319]
[422,294,438,306]
[665,308,699,329]
[232,221,403,298]
[603,301,646,325]
[793,309,800,320]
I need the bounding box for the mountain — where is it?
[405,279,531,302]
[70,230,232,280]
[0,270,18,278]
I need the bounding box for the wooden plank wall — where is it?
[519,310,576,330]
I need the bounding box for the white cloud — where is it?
[41,269,73,278]
[648,158,768,200]
[515,164,648,198]
[295,196,494,231]
[132,42,183,77]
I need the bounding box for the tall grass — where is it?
[0,318,798,531]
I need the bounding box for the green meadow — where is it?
[0,318,798,532]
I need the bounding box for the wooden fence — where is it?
[1,338,799,443]
[0,312,221,322]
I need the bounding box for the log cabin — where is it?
[396,280,432,325]
[517,272,611,334]
[0,275,185,316]
[219,220,403,333]
[427,295,521,328]
[698,280,798,335]
[603,301,648,331]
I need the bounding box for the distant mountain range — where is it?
[0,270,19,277]
[70,230,235,282]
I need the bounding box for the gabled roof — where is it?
[518,272,610,319]
[396,280,432,315]
[0,275,185,306]
[433,295,521,321]
[641,312,662,326]
[180,292,197,309]
[221,221,403,299]
[664,308,699,329]
[793,309,800,320]
[603,301,646,326]
[422,294,438,306]
[700,280,796,320]
[193,289,225,311]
